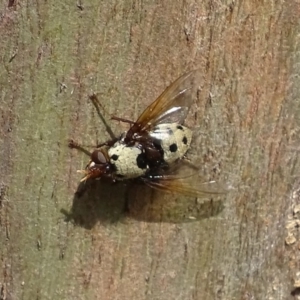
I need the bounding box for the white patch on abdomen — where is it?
[149,123,192,164]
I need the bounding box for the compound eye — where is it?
[91,150,107,164]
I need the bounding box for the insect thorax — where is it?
[108,141,148,179]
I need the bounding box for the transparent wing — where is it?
[126,150,228,223]
[126,174,226,223]
[141,148,229,198]
[143,175,227,198]
[127,69,200,135]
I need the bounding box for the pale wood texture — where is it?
[1,1,300,299]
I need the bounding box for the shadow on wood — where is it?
[62,179,224,227]
[61,180,127,229]
[126,182,224,223]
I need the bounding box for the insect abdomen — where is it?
[149,123,192,164]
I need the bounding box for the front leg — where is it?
[96,137,119,148]
[69,138,119,155]
[68,139,92,157]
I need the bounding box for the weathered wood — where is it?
[1,1,299,299]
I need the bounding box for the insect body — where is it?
[70,70,224,197]
[105,122,192,180]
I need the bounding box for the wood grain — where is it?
[1,1,299,299]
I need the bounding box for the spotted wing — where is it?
[127,69,200,135]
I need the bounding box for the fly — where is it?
[69,70,226,198]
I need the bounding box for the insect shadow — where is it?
[126,180,225,223]
[61,179,127,229]
[62,178,224,228]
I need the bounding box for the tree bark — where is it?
[1,1,299,299]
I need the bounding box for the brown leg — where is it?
[69,138,119,154]
[68,139,92,157]
[89,93,135,137]
[111,116,135,125]
[89,93,116,140]
[95,137,119,148]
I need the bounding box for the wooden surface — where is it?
[1,1,300,299]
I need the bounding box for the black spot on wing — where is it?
[169,143,178,152]
[111,154,119,161]
[177,125,184,130]
[136,153,148,169]
[182,136,188,145]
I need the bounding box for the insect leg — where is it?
[95,137,119,148]
[68,139,92,157]
[111,116,135,125]
[89,93,116,140]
